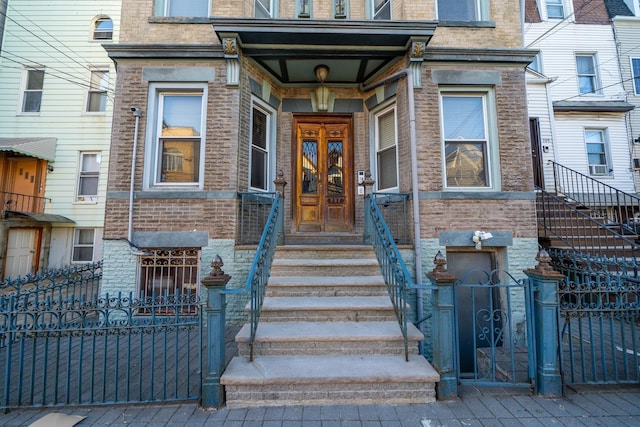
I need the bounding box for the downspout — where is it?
[128,107,144,254]
[360,68,425,348]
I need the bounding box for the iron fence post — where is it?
[363,170,375,245]
[274,170,287,246]
[427,251,457,400]
[200,255,231,409]
[524,249,564,396]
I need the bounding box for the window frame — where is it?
[154,0,210,17]
[249,97,277,192]
[529,52,543,74]
[368,0,392,20]
[72,228,96,263]
[371,101,399,192]
[334,0,348,18]
[137,248,201,297]
[297,0,311,17]
[144,83,207,190]
[631,57,640,96]
[85,69,109,113]
[575,54,601,96]
[20,68,45,114]
[436,0,489,21]
[255,0,279,18]
[92,17,113,41]
[545,0,565,19]
[439,89,500,191]
[76,152,101,203]
[584,128,611,177]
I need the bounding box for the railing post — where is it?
[524,249,564,396]
[200,255,231,409]
[363,170,375,245]
[427,251,457,400]
[274,169,287,246]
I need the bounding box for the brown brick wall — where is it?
[574,0,610,25]
[524,0,542,23]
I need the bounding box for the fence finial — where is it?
[210,255,225,276]
[433,250,447,272]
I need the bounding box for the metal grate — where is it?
[138,249,200,297]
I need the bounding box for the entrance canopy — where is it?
[211,19,436,85]
[0,137,57,162]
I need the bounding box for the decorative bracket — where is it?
[408,39,426,88]
[222,35,239,86]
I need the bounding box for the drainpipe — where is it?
[360,68,425,348]
[128,107,143,248]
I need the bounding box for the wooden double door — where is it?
[294,116,354,232]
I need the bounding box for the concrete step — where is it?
[221,354,439,408]
[266,275,387,297]
[271,258,381,277]
[256,296,397,322]
[236,321,423,356]
[284,234,364,245]
[275,245,376,259]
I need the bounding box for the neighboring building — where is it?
[103,0,538,319]
[0,0,120,278]
[608,0,640,191]
[525,0,636,193]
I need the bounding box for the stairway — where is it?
[221,244,439,408]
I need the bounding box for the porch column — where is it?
[201,255,231,409]
[427,251,457,400]
[524,249,564,396]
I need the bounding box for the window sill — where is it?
[437,20,496,28]
[148,16,211,24]
[74,200,99,205]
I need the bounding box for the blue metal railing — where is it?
[238,192,280,245]
[226,192,283,361]
[371,193,412,245]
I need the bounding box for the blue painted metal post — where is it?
[363,170,375,245]
[524,249,564,396]
[201,255,231,409]
[274,169,287,246]
[427,251,458,400]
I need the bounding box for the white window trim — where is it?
[19,68,44,115]
[144,83,207,190]
[631,57,640,96]
[255,0,279,18]
[584,128,612,177]
[72,228,96,263]
[370,101,399,193]
[544,0,566,20]
[367,0,392,20]
[155,0,211,17]
[248,96,277,192]
[435,0,490,21]
[90,15,113,41]
[84,69,110,114]
[76,152,101,203]
[297,0,312,17]
[439,88,500,191]
[575,53,602,96]
[335,0,348,18]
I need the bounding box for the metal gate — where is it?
[453,269,536,390]
[0,290,202,411]
[553,250,640,385]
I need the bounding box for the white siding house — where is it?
[0,0,120,277]
[524,0,635,193]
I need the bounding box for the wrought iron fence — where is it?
[372,193,412,246]
[226,192,283,361]
[0,191,50,214]
[238,192,279,245]
[0,261,102,305]
[550,161,640,231]
[549,248,640,385]
[0,291,202,410]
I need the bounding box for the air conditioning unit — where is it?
[589,164,608,176]
[93,31,112,40]
[634,158,640,170]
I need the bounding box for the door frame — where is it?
[3,227,41,280]
[292,114,354,232]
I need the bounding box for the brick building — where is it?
[102,0,537,320]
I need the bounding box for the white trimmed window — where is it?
[146,84,207,188]
[72,229,95,263]
[441,91,497,189]
[92,17,113,40]
[21,69,45,113]
[255,0,277,18]
[335,0,348,18]
[250,99,276,191]
[576,54,600,95]
[546,0,564,19]
[529,53,543,74]
[77,152,101,202]
[585,129,610,176]
[437,0,488,21]
[370,0,391,20]
[86,70,109,113]
[632,58,640,96]
[374,104,398,191]
[155,0,209,16]
[297,0,311,17]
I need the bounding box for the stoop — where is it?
[220,244,439,408]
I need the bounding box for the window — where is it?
[250,99,275,191]
[155,0,209,17]
[437,0,480,20]
[335,0,347,18]
[576,54,600,95]
[77,152,100,202]
[441,93,492,188]
[138,249,200,296]
[371,0,391,20]
[147,85,206,188]
[632,58,640,96]
[374,105,398,191]
[86,70,109,112]
[72,229,95,263]
[546,0,564,19]
[298,0,310,17]
[93,17,113,40]
[255,0,275,18]
[529,53,542,74]
[21,69,44,113]
[585,129,609,176]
